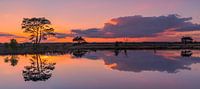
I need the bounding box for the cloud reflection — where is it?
[79,50,200,73]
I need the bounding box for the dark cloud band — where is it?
[0,32,25,38]
[67,14,200,38]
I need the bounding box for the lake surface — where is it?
[0,50,200,89]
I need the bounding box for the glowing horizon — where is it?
[0,0,200,43]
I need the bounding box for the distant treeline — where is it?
[0,42,200,55]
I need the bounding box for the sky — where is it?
[0,0,200,43]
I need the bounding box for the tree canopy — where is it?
[73,36,86,44]
[22,17,55,44]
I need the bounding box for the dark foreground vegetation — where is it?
[0,42,200,55]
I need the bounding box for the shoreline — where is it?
[0,42,200,55]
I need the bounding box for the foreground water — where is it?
[0,50,200,89]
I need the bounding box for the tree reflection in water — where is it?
[181,50,193,57]
[22,54,56,82]
[69,49,128,58]
[70,49,88,58]
[114,49,120,56]
[4,55,19,67]
[114,49,128,57]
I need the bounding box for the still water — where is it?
[0,50,200,89]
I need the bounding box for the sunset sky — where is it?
[0,0,200,43]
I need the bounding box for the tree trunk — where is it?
[39,30,42,44]
[36,29,39,44]
[36,55,40,72]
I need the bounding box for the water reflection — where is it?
[1,49,200,82]
[4,55,19,66]
[22,54,56,82]
[1,50,200,89]
[43,49,199,74]
[79,50,200,73]
[114,49,128,57]
[69,49,89,58]
[181,50,193,57]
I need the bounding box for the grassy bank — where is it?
[0,42,200,55]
